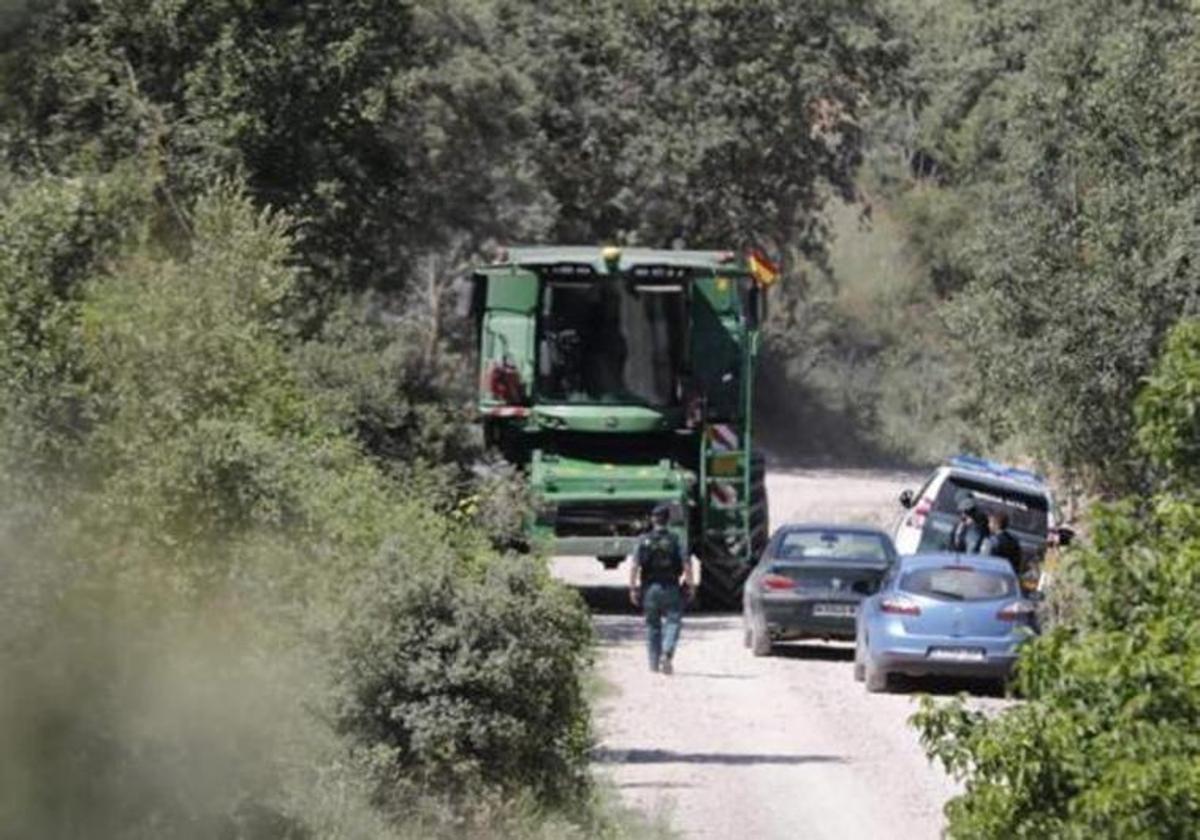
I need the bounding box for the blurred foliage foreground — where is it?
[0,174,619,839]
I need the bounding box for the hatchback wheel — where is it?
[864,659,889,693]
[751,621,773,657]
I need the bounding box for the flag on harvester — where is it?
[747,248,780,286]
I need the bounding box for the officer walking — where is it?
[951,494,989,553]
[629,503,694,675]
[984,510,1024,576]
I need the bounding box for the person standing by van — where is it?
[951,495,989,553]
[984,510,1024,576]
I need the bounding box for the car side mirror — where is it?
[1055,526,1075,547]
[899,489,914,509]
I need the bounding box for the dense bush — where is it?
[1135,319,1200,489]
[914,497,1200,837]
[335,551,593,811]
[0,177,602,838]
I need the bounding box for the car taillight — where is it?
[880,597,921,616]
[997,601,1036,621]
[760,574,794,591]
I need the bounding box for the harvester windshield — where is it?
[537,279,687,406]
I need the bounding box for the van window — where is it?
[933,476,1048,535]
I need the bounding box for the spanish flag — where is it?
[747,248,780,286]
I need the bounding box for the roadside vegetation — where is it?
[881,2,1200,836]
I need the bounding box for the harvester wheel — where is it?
[698,562,745,611]
[698,468,770,610]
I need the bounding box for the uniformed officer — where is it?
[984,510,1024,576]
[629,503,694,675]
[950,494,989,553]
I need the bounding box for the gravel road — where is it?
[553,469,1009,840]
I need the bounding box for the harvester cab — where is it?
[465,245,775,606]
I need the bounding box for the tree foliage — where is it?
[885,0,1200,485]
[4,0,902,296]
[0,179,598,838]
[1136,319,1200,489]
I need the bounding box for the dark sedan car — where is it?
[742,524,898,656]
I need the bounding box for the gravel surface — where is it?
[553,468,1010,840]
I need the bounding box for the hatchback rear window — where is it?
[900,567,1015,601]
[777,531,890,562]
[934,476,1048,535]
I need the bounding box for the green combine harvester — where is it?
[464,245,774,607]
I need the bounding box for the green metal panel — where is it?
[529,451,693,558]
[479,310,535,403]
[484,267,538,312]
[692,274,738,313]
[691,275,743,418]
[532,404,679,433]
[531,453,689,496]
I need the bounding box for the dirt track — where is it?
[553,469,1009,840]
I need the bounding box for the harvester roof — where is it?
[486,245,746,274]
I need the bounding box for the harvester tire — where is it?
[698,562,745,611]
[698,465,770,610]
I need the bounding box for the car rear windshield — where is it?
[934,476,1048,535]
[777,531,890,562]
[900,567,1016,601]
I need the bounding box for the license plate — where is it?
[812,603,857,618]
[928,647,985,662]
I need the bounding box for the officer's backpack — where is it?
[642,530,682,583]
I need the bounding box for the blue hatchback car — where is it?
[854,552,1036,693]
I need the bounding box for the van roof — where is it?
[946,454,1046,488]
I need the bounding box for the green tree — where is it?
[1135,319,1200,489]
[883,0,1200,485]
[522,0,906,258]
